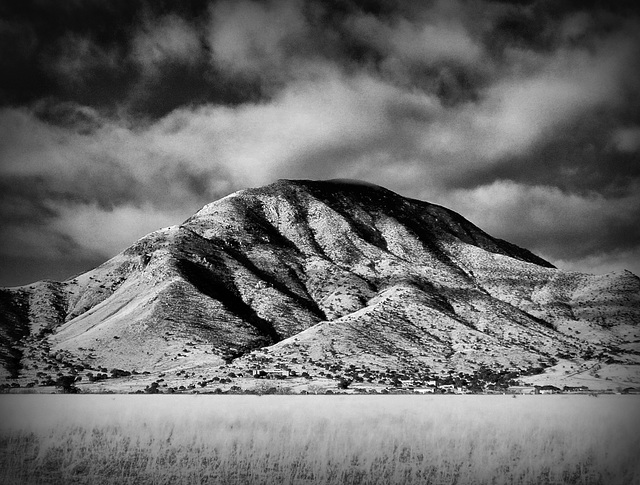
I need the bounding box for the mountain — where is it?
[1,179,639,393]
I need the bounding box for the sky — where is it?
[1,0,639,286]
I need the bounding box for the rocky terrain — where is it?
[1,179,639,393]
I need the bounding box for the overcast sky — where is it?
[1,0,639,286]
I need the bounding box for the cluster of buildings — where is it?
[505,385,640,395]
[248,366,640,395]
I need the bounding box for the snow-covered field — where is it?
[1,395,638,484]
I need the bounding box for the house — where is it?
[563,385,589,393]
[622,387,640,394]
[252,369,292,379]
[538,385,561,395]
[413,387,436,394]
[507,386,537,394]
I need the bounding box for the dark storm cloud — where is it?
[1,0,640,285]
[0,0,253,116]
[0,105,234,212]
[447,106,640,196]
[0,1,135,105]
[438,180,640,276]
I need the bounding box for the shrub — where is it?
[144,382,161,394]
[110,369,131,378]
[55,375,80,394]
[337,378,352,390]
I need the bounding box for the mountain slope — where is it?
[1,179,639,391]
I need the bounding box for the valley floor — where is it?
[1,395,639,485]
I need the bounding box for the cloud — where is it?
[552,247,640,277]
[3,31,638,274]
[207,0,308,80]
[0,70,440,267]
[1,0,640,284]
[612,126,640,153]
[141,68,442,185]
[0,106,222,280]
[460,34,637,159]
[0,220,77,261]
[395,26,640,196]
[0,107,87,177]
[559,11,592,41]
[0,105,235,209]
[49,33,118,83]
[347,10,483,67]
[51,202,187,257]
[436,180,640,270]
[0,191,162,285]
[131,14,202,73]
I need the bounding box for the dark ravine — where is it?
[1,179,639,392]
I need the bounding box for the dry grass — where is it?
[1,395,639,484]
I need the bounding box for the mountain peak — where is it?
[191,178,554,270]
[236,178,399,202]
[269,178,392,194]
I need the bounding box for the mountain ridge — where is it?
[1,179,638,393]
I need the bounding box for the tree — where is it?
[337,377,352,390]
[56,375,80,393]
[144,382,161,394]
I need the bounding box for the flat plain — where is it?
[1,395,639,485]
